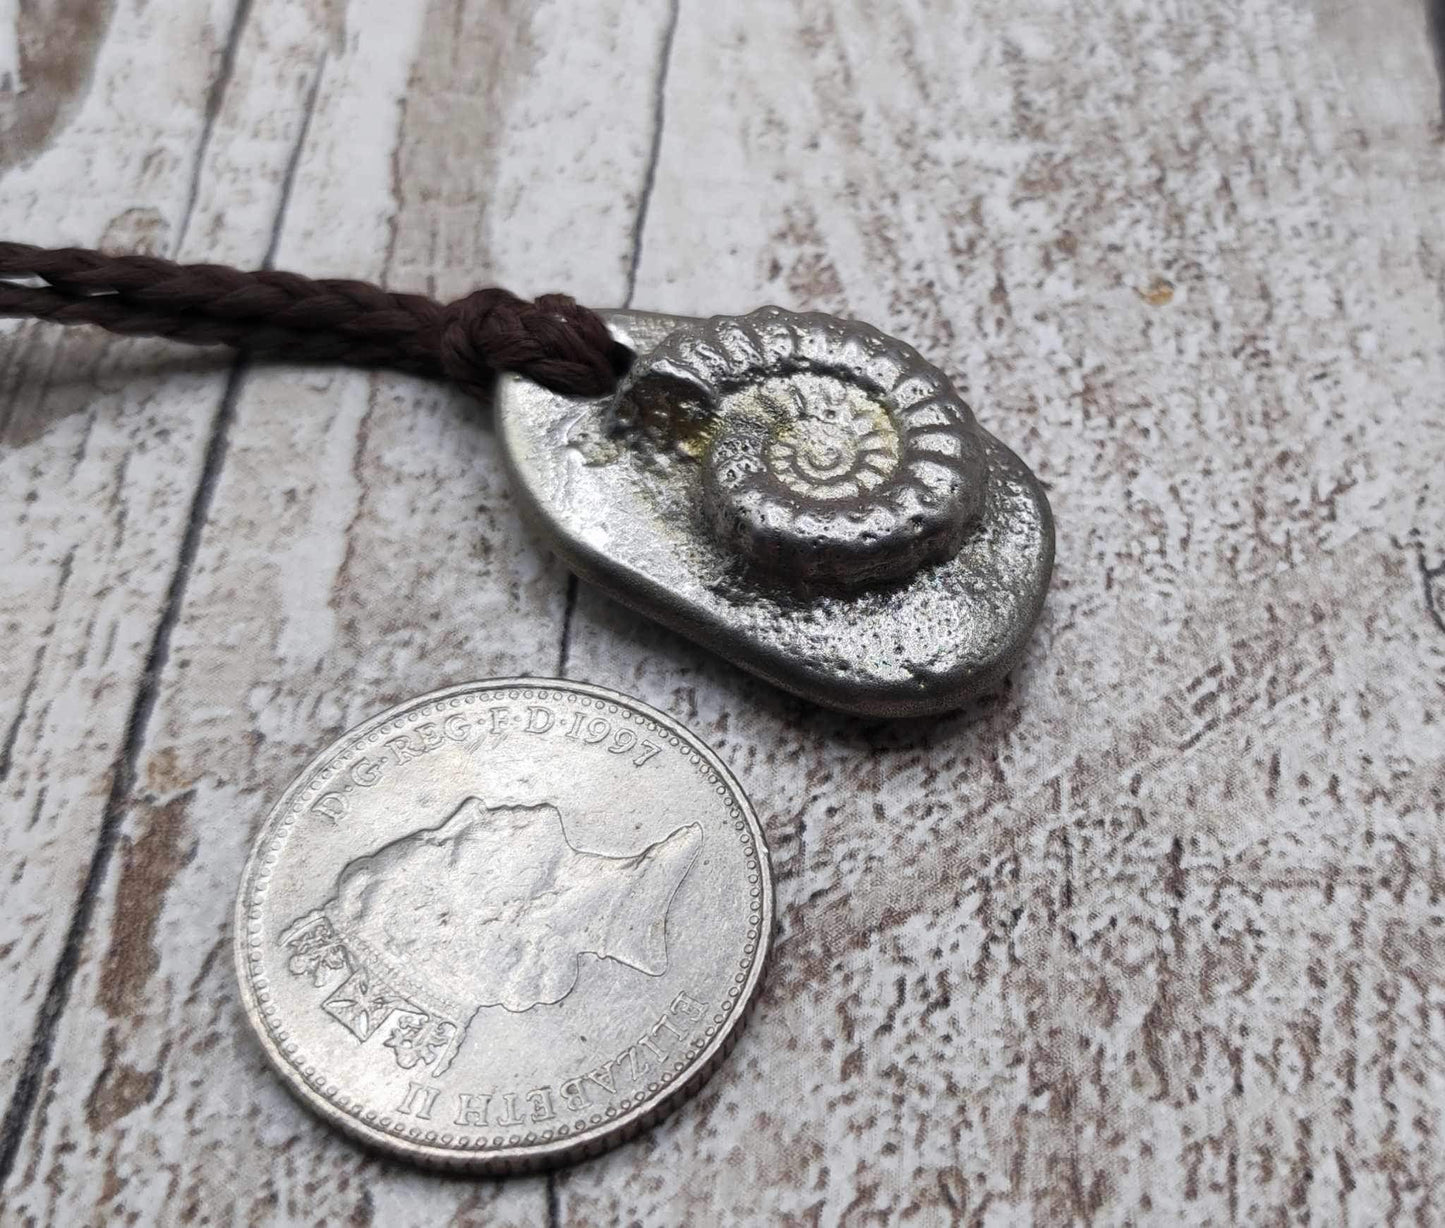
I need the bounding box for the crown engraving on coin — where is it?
[277,799,702,1077]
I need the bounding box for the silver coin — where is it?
[233,679,773,1173]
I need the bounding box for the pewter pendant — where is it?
[235,680,771,1173]
[497,308,1054,717]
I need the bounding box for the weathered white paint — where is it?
[555,0,1445,1223]
[1,0,1442,1223]
[0,0,21,96]
[1,1,673,1224]
[0,0,253,1110]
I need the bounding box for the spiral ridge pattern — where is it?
[611,307,989,590]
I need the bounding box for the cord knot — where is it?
[438,288,629,399]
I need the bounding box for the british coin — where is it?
[233,679,773,1173]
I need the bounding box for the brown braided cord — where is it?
[0,242,630,398]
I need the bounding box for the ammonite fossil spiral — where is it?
[611,307,989,589]
[496,305,1054,717]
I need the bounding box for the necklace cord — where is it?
[0,242,630,398]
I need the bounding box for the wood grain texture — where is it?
[0,0,321,1115]
[1,0,1443,1224]
[1,0,673,1223]
[554,0,1445,1223]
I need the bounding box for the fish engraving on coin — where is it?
[234,680,773,1173]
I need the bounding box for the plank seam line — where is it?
[623,0,680,310]
[0,546,74,784]
[0,53,327,1191]
[174,0,256,258]
[1419,541,1445,635]
[555,573,579,677]
[557,0,680,682]
[1429,0,1445,120]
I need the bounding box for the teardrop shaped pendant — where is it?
[497,307,1054,718]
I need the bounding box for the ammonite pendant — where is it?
[497,308,1053,717]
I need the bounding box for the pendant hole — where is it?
[607,339,636,383]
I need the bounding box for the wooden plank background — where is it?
[1,0,1442,1224]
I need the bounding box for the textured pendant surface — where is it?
[497,308,1054,717]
